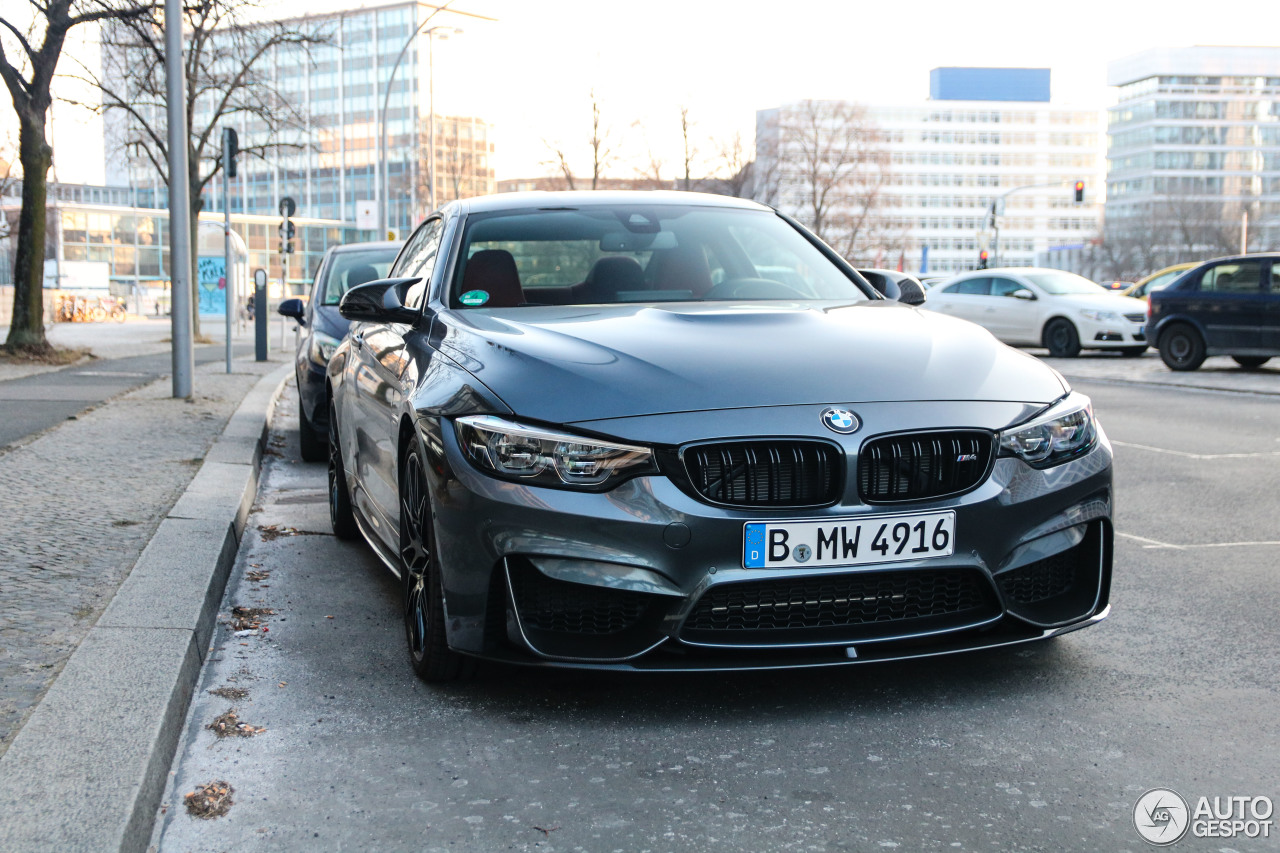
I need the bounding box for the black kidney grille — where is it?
[683,569,993,636]
[998,552,1077,605]
[684,441,840,507]
[858,431,993,503]
[509,566,649,636]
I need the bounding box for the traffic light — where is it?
[222,127,238,178]
[978,250,989,270]
[1074,181,1085,204]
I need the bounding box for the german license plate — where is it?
[743,511,955,569]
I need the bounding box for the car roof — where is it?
[456,190,772,215]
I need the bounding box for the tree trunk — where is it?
[4,116,52,349]
[189,197,202,339]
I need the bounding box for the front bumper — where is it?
[426,402,1113,672]
[1077,316,1147,350]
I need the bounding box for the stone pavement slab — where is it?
[0,358,282,756]
[0,358,290,853]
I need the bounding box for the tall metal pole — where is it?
[428,33,435,212]
[165,0,194,398]
[222,130,233,374]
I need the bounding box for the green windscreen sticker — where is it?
[460,290,490,306]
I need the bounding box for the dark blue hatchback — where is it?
[279,241,402,459]
[1148,254,1280,371]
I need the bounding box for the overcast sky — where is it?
[22,0,1280,185]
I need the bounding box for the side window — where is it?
[949,277,991,296]
[990,277,1024,297]
[1200,261,1264,294]
[1269,263,1280,292]
[400,219,444,309]
[391,224,430,278]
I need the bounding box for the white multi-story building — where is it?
[1106,46,1280,256]
[757,69,1105,274]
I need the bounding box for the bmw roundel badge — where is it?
[821,407,860,434]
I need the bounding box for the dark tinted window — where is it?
[990,277,1024,297]
[1200,261,1264,294]
[946,277,991,296]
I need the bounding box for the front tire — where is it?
[298,406,325,462]
[1044,318,1082,358]
[327,401,358,540]
[399,445,475,683]
[1158,323,1206,371]
[1231,355,1270,369]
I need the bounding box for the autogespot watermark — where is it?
[1133,788,1273,845]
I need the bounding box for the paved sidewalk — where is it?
[1039,349,1280,395]
[0,354,285,757]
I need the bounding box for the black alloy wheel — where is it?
[1044,318,1082,358]
[1158,324,1206,371]
[327,401,358,540]
[1231,355,1271,369]
[399,446,475,682]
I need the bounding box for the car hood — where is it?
[434,301,1068,424]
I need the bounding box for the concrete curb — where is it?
[0,362,292,853]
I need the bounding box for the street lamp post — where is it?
[378,22,460,237]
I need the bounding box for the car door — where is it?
[349,218,445,548]
[986,275,1041,343]
[930,276,991,326]
[1265,260,1280,352]
[1195,259,1267,351]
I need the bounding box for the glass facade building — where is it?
[105,1,495,257]
[1106,46,1280,251]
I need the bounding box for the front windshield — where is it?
[1022,271,1107,296]
[319,249,398,305]
[450,205,872,308]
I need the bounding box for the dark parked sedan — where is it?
[1149,253,1280,371]
[279,241,401,459]
[327,192,1113,682]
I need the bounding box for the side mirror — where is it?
[277,297,306,323]
[895,278,926,306]
[1011,289,1036,301]
[338,277,423,324]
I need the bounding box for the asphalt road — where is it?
[0,343,253,448]
[154,380,1280,852]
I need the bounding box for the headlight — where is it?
[998,392,1097,468]
[1079,309,1122,324]
[308,330,342,366]
[455,415,658,490]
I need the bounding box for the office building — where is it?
[756,68,1105,274]
[1106,46,1280,260]
[105,1,495,277]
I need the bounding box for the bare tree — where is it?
[588,89,615,190]
[541,139,576,190]
[703,130,754,199]
[756,100,890,257]
[0,0,149,352]
[678,105,695,191]
[76,0,319,337]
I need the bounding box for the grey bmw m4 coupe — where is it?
[327,191,1112,682]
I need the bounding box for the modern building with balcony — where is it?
[756,68,1105,275]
